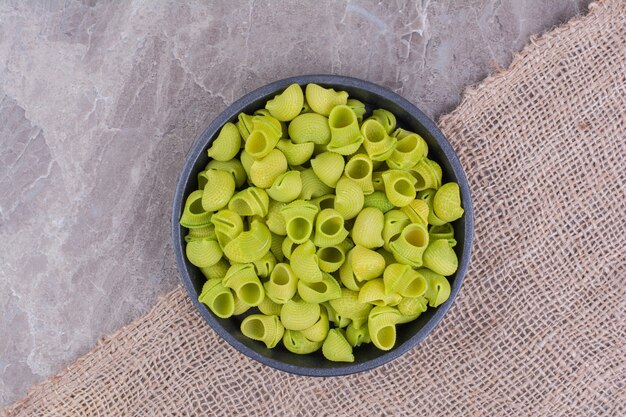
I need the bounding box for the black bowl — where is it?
[172,75,473,376]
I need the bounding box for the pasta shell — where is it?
[346,98,366,122]
[185,225,216,243]
[408,157,442,191]
[422,239,458,276]
[298,272,342,303]
[199,258,230,281]
[420,268,451,307]
[205,159,247,188]
[382,210,411,251]
[344,153,374,194]
[229,187,269,217]
[417,189,447,226]
[288,113,331,145]
[300,309,330,342]
[322,329,354,362]
[389,223,429,267]
[311,194,336,211]
[383,263,427,298]
[223,263,265,307]
[207,122,241,161]
[198,279,235,319]
[352,207,385,248]
[257,296,283,316]
[371,171,385,191]
[290,240,323,283]
[387,131,428,169]
[428,223,457,247]
[327,105,363,155]
[201,169,236,212]
[334,177,365,220]
[346,322,371,347]
[368,306,401,351]
[222,219,272,263]
[241,314,285,348]
[363,191,395,213]
[299,168,333,200]
[280,200,319,244]
[367,109,397,134]
[283,330,323,354]
[401,199,429,225]
[377,248,397,267]
[245,129,280,159]
[265,83,304,122]
[211,209,244,248]
[185,239,223,268]
[310,151,345,188]
[265,200,287,236]
[328,288,373,330]
[351,245,386,282]
[276,139,315,166]
[317,246,346,273]
[236,113,255,141]
[250,149,288,188]
[264,263,298,304]
[179,190,212,228]
[397,295,428,316]
[338,247,364,291]
[313,208,349,247]
[382,170,416,207]
[433,182,465,222]
[251,251,277,279]
[305,83,349,116]
[239,150,254,178]
[281,236,297,260]
[358,279,401,306]
[267,171,302,204]
[361,119,397,161]
[280,297,321,331]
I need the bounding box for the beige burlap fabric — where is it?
[3,1,625,415]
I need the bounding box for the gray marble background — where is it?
[0,0,590,406]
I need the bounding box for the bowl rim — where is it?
[172,74,474,377]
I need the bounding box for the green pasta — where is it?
[229,187,269,217]
[265,83,304,122]
[352,207,385,248]
[241,314,285,348]
[313,208,349,247]
[207,122,241,162]
[181,83,466,360]
[280,297,321,331]
[344,153,374,194]
[297,272,341,304]
[276,139,315,166]
[382,169,417,207]
[198,279,235,319]
[283,330,323,354]
[249,149,288,188]
[280,200,318,244]
[201,169,235,212]
[305,83,349,116]
[327,105,363,155]
[310,151,345,188]
[389,223,429,267]
[223,263,265,306]
[367,306,400,351]
[361,119,397,161]
[264,263,298,304]
[322,329,354,362]
[180,190,212,228]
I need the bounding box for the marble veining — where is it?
[0,0,589,406]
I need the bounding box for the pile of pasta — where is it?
[180,83,464,362]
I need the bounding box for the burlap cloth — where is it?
[3,1,625,415]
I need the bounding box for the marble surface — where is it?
[0,0,590,406]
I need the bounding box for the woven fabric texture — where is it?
[3,0,625,415]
